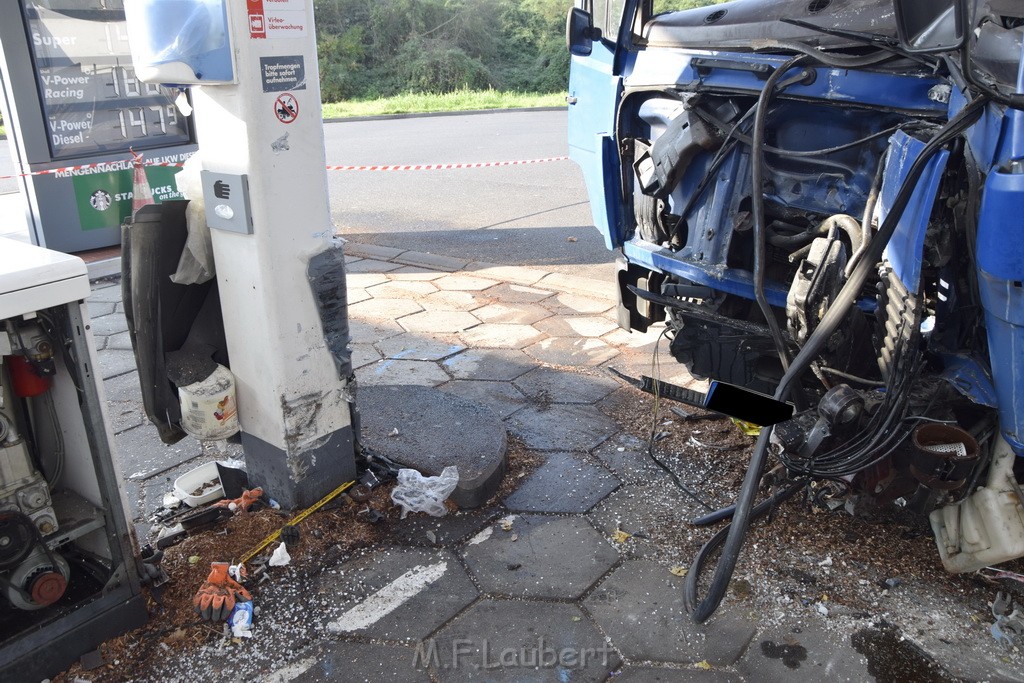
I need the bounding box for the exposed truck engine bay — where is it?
[568,0,1024,621]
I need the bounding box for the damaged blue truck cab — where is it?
[569,0,1024,617]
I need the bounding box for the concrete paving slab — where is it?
[348,297,424,320]
[348,288,372,305]
[89,312,129,336]
[389,508,499,548]
[87,285,124,304]
[736,622,870,683]
[472,302,552,325]
[435,275,500,291]
[460,323,545,349]
[358,359,451,387]
[534,316,619,339]
[317,547,478,642]
[419,290,490,312]
[593,433,673,485]
[524,337,620,366]
[96,349,140,379]
[389,266,447,281]
[345,258,402,274]
[541,292,616,316]
[360,385,507,507]
[114,424,203,480]
[439,380,528,419]
[584,560,756,666]
[106,401,145,434]
[291,641,432,683]
[613,666,741,682]
[349,318,406,343]
[503,452,619,514]
[428,599,619,682]
[400,310,481,334]
[368,280,440,298]
[86,301,116,317]
[441,349,536,381]
[483,282,554,304]
[512,366,619,404]
[103,370,141,402]
[351,343,384,369]
[462,514,618,599]
[394,251,470,272]
[464,263,548,286]
[588,483,708,564]
[347,272,391,289]
[376,334,466,361]
[506,403,617,452]
[104,330,133,351]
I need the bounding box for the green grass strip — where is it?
[322,89,566,119]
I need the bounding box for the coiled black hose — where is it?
[684,95,988,624]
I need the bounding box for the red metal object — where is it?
[30,571,67,606]
[5,356,50,398]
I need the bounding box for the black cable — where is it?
[686,95,987,624]
[751,56,810,376]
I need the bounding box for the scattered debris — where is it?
[229,601,254,639]
[991,592,1024,650]
[390,466,460,518]
[611,529,631,544]
[192,562,252,622]
[268,543,291,567]
[670,566,688,577]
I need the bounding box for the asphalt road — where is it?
[1,110,616,281]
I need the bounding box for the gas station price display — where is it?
[22,0,192,160]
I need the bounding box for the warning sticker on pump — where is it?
[261,56,306,92]
[274,94,299,124]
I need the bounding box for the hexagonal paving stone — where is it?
[389,266,447,281]
[484,282,554,304]
[96,349,138,379]
[472,302,552,325]
[609,349,700,388]
[533,316,618,339]
[349,318,406,344]
[317,547,478,642]
[376,334,466,361]
[512,366,619,404]
[347,288,372,305]
[358,359,450,387]
[400,310,481,334]
[389,508,499,548]
[291,642,431,683]
[584,560,756,666]
[345,258,401,273]
[419,290,488,312]
[349,297,424,321]
[439,380,528,418]
[592,433,673,485]
[114,424,202,480]
[506,403,617,451]
[346,272,391,289]
[367,280,439,299]
[504,452,619,513]
[460,323,545,349]
[541,292,615,316]
[435,274,499,291]
[525,337,619,366]
[430,599,619,682]
[87,283,123,303]
[105,330,134,351]
[86,301,117,317]
[602,325,667,353]
[736,622,872,683]
[588,483,710,565]
[89,312,129,336]
[441,349,536,381]
[351,343,383,369]
[463,515,617,599]
[614,667,740,682]
[104,370,142,402]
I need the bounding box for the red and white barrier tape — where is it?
[0,155,570,181]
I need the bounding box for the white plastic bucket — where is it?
[178,364,239,441]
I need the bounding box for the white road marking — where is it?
[327,561,448,633]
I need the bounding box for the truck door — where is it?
[567,0,627,249]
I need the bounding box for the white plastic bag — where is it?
[170,154,215,285]
[390,466,459,519]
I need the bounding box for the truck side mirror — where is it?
[566,7,601,57]
[893,0,965,53]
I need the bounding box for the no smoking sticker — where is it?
[274,93,299,124]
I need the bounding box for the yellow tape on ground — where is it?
[240,480,355,565]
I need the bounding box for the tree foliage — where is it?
[314,0,569,100]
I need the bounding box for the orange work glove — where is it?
[193,562,252,621]
[214,487,264,512]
